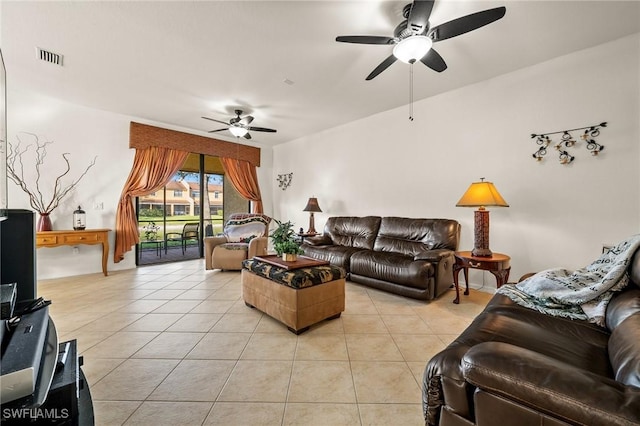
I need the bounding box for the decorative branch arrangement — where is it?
[531,122,607,165]
[277,172,293,190]
[7,133,97,214]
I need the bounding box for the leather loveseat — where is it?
[423,249,640,426]
[302,216,460,300]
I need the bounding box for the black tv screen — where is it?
[0,49,7,221]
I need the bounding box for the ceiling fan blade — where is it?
[366,55,398,81]
[248,126,277,133]
[420,48,447,72]
[243,133,252,140]
[202,116,230,126]
[407,0,435,35]
[336,36,395,45]
[429,7,506,42]
[240,115,254,126]
[208,128,228,133]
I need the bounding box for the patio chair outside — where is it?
[165,222,200,255]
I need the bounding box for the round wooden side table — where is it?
[452,251,511,304]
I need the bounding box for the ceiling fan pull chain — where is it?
[409,63,414,121]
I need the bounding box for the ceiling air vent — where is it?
[36,47,63,66]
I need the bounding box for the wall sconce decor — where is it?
[276,173,293,190]
[531,122,606,165]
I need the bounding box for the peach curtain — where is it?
[220,157,264,214]
[114,146,189,263]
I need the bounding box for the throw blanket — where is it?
[498,234,640,327]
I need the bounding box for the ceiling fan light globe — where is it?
[393,36,433,64]
[229,126,248,137]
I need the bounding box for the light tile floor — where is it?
[39,259,492,426]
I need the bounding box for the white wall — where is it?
[272,33,640,286]
[7,88,274,279]
[7,88,135,278]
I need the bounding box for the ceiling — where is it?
[2,1,639,147]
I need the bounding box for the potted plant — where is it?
[270,219,303,261]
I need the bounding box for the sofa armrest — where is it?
[462,342,640,426]
[304,234,332,246]
[204,236,227,270]
[247,236,268,259]
[414,249,453,262]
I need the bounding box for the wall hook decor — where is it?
[531,122,606,165]
[276,172,293,190]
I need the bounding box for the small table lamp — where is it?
[303,197,322,234]
[456,178,509,257]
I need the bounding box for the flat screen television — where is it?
[0,48,7,221]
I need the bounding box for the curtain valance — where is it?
[129,122,260,167]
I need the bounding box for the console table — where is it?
[36,229,111,276]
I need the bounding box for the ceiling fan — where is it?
[336,0,506,80]
[202,110,277,140]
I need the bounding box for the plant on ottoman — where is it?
[270,219,303,261]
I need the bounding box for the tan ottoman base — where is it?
[241,269,345,334]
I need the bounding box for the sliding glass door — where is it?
[136,155,225,265]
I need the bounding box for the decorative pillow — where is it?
[224,216,268,243]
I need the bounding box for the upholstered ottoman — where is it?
[241,257,346,334]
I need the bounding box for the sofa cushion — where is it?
[608,314,640,387]
[323,216,381,249]
[302,244,364,273]
[350,250,434,289]
[373,217,459,256]
[463,295,611,375]
[606,288,640,330]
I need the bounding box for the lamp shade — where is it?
[303,197,322,213]
[456,180,509,208]
[229,126,248,138]
[393,36,433,64]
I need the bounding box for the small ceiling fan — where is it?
[202,109,277,140]
[336,0,506,80]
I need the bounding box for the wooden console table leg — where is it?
[102,240,109,276]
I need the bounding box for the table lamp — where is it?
[303,197,322,234]
[456,178,509,257]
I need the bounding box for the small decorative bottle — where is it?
[73,206,86,230]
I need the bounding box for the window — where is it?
[173,190,183,197]
[192,190,200,198]
[214,191,220,199]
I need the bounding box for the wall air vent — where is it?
[36,47,63,66]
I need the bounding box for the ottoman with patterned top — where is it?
[241,256,346,334]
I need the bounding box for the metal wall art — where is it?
[531,122,607,165]
[276,172,293,190]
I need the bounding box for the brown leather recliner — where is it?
[423,249,640,426]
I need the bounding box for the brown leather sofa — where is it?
[302,216,460,300]
[423,249,640,426]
